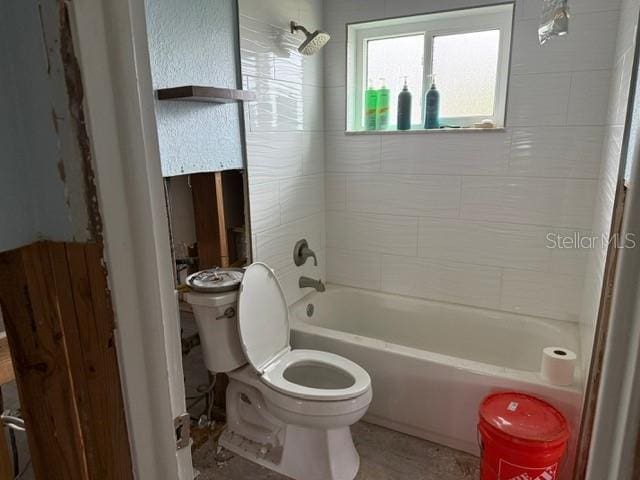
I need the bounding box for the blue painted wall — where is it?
[146,0,244,176]
[0,0,84,252]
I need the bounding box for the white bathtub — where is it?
[290,285,583,473]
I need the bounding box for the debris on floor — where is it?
[191,421,480,480]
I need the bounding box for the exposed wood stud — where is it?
[0,242,133,480]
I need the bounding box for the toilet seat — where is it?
[261,349,371,401]
[237,263,371,402]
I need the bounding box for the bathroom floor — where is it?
[182,311,480,480]
[192,421,480,480]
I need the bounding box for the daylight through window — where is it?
[347,4,514,131]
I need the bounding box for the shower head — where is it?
[290,21,331,56]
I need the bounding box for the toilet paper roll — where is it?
[541,347,577,386]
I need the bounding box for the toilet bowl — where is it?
[185,262,372,480]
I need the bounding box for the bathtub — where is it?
[290,285,583,472]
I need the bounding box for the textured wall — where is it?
[579,0,640,374]
[0,0,93,252]
[146,0,244,176]
[239,0,326,306]
[0,12,35,251]
[323,0,621,338]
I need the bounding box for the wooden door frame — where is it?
[67,0,194,478]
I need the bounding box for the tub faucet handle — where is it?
[293,239,318,266]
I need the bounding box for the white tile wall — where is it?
[511,12,618,75]
[507,73,572,127]
[249,181,280,233]
[418,218,552,271]
[509,127,604,178]
[326,210,418,256]
[568,70,613,126]
[323,43,347,88]
[578,0,640,373]
[321,0,625,326]
[240,0,301,28]
[383,0,483,18]
[240,0,326,305]
[238,15,276,80]
[517,0,622,20]
[346,174,460,217]
[241,0,632,337]
[326,247,381,290]
[325,174,346,210]
[324,86,346,131]
[280,174,324,224]
[501,270,583,322]
[460,177,597,229]
[302,131,325,175]
[324,0,385,31]
[245,131,302,184]
[244,76,305,131]
[381,133,511,175]
[325,132,381,172]
[381,255,503,310]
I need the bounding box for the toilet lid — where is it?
[237,263,290,373]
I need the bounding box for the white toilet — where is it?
[185,262,372,480]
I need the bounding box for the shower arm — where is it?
[290,21,311,36]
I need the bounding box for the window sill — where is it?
[344,127,506,136]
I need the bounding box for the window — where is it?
[346,4,514,131]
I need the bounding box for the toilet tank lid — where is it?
[186,268,244,293]
[237,263,290,373]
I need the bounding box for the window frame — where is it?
[347,4,514,131]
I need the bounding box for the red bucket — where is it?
[478,393,570,480]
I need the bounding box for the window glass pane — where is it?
[432,30,501,119]
[367,34,424,126]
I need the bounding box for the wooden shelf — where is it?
[156,85,256,103]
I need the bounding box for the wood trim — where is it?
[0,242,133,480]
[573,181,628,479]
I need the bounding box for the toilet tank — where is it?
[184,290,247,373]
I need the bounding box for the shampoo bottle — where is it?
[424,75,440,130]
[397,77,412,131]
[364,80,378,131]
[376,78,390,130]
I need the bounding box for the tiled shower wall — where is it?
[239,0,326,305]
[579,0,640,372]
[323,0,622,331]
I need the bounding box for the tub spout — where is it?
[299,276,325,292]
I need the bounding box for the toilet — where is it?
[185,262,372,480]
